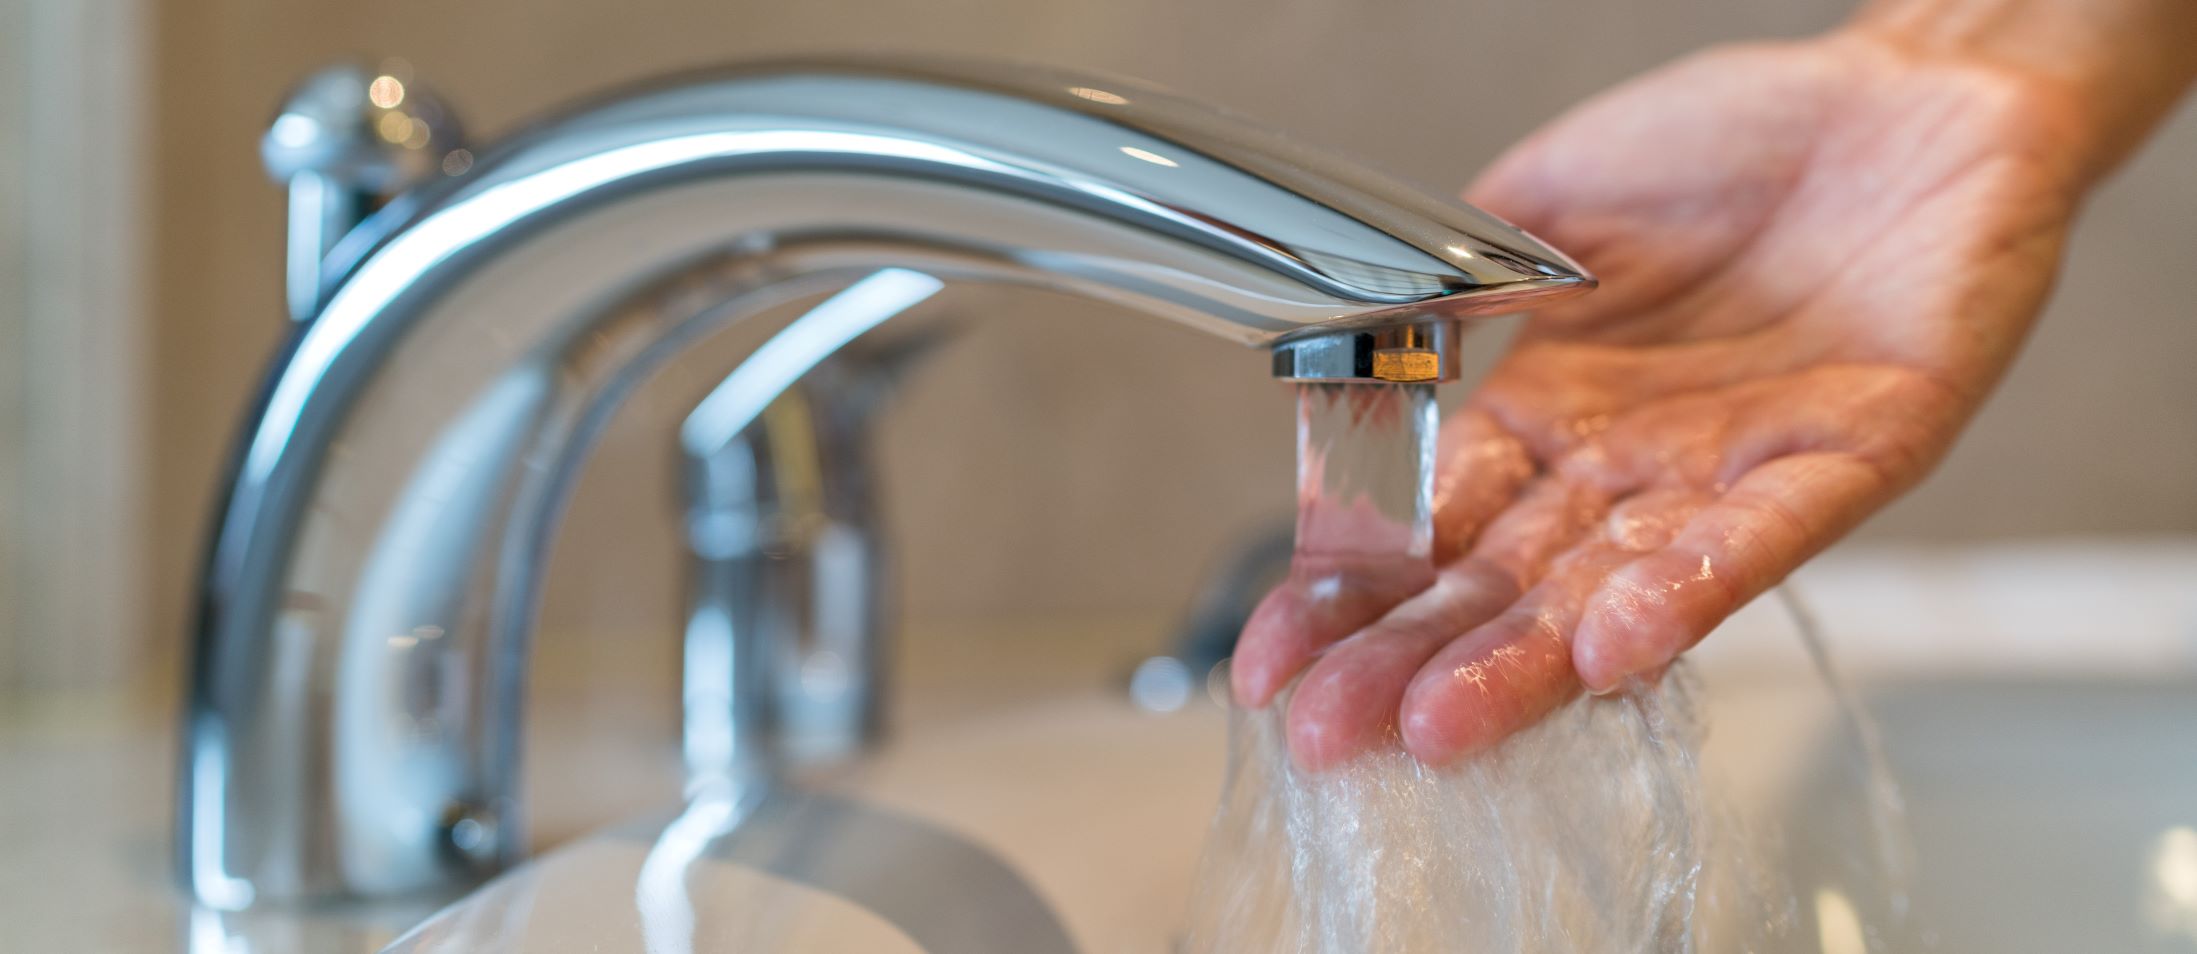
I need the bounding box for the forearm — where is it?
[1851,0,2197,182]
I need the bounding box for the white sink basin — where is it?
[9,669,2194,952]
[390,693,1228,952]
[10,543,2194,952]
[1861,679,2197,953]
[383,669,2197,952]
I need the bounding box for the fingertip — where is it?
[1397,662,1505,766]
[1399,696,1486,766]
[1230,655,1275,709]
[1280,638,1408,772]
[1284,693,1357,773]
[1230,586,1305,708]
[1399,621,1580,765]
[1230,639,1298,709]
[1570,621,1632,695]
[1573,576,1688,694]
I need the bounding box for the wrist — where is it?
[1845,0,2197,182]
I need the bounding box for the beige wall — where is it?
[146,0,2197,674]
[1,0,147,694]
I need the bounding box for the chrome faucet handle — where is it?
[681,305,957,791]
[261,61,465,322]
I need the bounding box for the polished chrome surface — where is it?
[182,57,1593,907]
[681,286,951,791]
[262,63,464,322]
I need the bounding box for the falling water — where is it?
[1288,383,1440,625]
[1179,383,1915,953]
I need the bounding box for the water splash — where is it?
[1183,626,1916,952]
[1183,384,1914,952]
[1182,670,1727,952]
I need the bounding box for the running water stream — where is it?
[1287,383,1440,633]
[1180,382,1915,953]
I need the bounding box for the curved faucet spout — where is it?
[181,58,1592,906]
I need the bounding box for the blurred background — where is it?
[3,0,2194,709]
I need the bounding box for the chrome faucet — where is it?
[180,57,1592,908]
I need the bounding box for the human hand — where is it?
[1235,27,2112,768]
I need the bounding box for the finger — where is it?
[1465,473,1612,587]
[1601,485,1712,554]
[1237,457,1442,710]
[1283,559,1520,771]
[1468,336,1808,465]
[1431,407,1538,563]
[1398,544,1641,764]
[1571,451,1893,691]
[1236,408,1544,712]
[1231,556,1435,709]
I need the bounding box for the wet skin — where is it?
[1234,28,2111,769]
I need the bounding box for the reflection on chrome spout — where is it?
[679,270,945,792]
[636,781,764,954]
[679,271,944,459]
[180,57,1593,907]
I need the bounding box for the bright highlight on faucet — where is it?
[1119,145,1179,167]
[680,268,946,457]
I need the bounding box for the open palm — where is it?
[1235,31,2091,767]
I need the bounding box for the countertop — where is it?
[7,539,2197,951]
